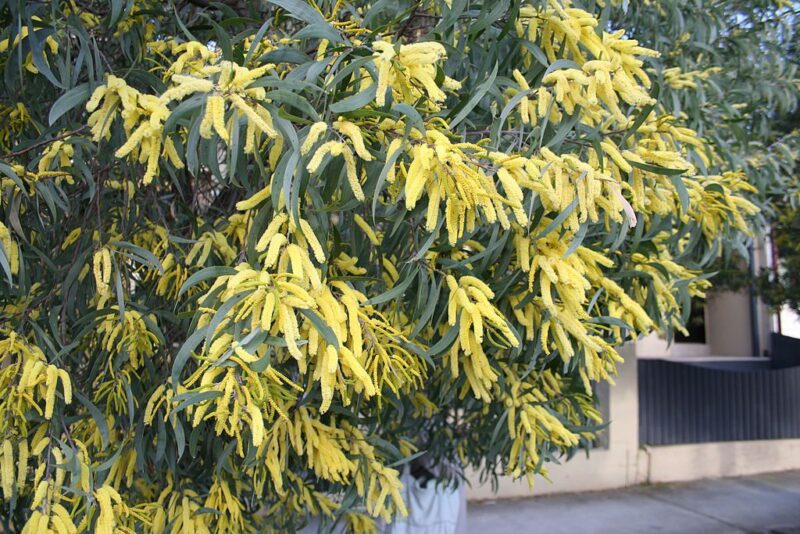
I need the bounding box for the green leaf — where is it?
[74,391,109,448]
[388,449,428,468]
[364,269,416,305]
[265,89,321,122]
[112,241,164,273]
[449,63,498,128]
[372,142,404,220]
[545,111,582,148]
[330,83,377,114]
[178,266,238,298]
[246,20,273,65]
[170,390,222,416]
[294,22,342,43]
[49,83,90,125]
[670,175,690,213]
[392,103,425,133]
[409,217,443,262]
[0,243,13,284]
[268,0,330,27]
[25,23,64,88]
[534,198,579,240]
[171,325,210,387]
[629,160,687,176]
[203,290,254,350]
[299,308,340,349]
[493,88,532,141]
[425,318,460,358]
[0,163,25,192]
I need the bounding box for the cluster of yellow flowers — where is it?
[372,41,462,108]
[0,332,72,432]
[662,66,722,90]
[444,275,519,401]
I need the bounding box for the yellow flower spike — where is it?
[512,69,532,124]
[200,95,229,142]
[15,439,28,493]
[57,368,72,405]
[248,403,265,446]
[307,140,342,173]
[51,504,77,534]
[255,212,289,252]
[298,218,327,262]
[0,223,18,275]
[92,248,112,299]
[30,480,48,510]
[44,365,58,419]
[229,94,277,138]
[1,440,13,500]
[353,214,381,245]
[341,146,366,200]
[95,486,121,534]
[301,121,328,155]
[340,346,376,396]
[601,140,633,173]
[333,118,373,161]
[235,184,272,211]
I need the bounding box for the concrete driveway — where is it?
[467,471,800,533]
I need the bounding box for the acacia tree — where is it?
[0,0,787,532]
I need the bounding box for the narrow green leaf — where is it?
[74,391,109,448]
[171,325,210,387]
[170,391,222,416]
[629,160,687,176]
[670,175,690,213]
[112,241,164,274]
[330,83,377,114]
[364,270,416,305]
[534,198,579,240]
[49,83,90,125]
[299,308,340,349]
[449,63,498,128]
[425,318,460,358]
[178,266,237,298]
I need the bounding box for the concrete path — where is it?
[467,471,800,533]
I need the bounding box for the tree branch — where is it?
[1,126,88,161]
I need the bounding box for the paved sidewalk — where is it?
[468,471,800,533]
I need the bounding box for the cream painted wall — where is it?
[642,440,800,484]
[636,289,762,359]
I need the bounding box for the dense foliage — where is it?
[0,0,795,532]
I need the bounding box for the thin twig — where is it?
[1,126,88,160]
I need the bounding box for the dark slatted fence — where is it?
[638,358,800,446]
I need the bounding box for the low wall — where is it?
[466,439,800,500]
[641,439,800,484]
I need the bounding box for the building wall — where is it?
[637,289,761,360]
[466,340,800,501]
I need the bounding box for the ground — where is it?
[467,471,800,533]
